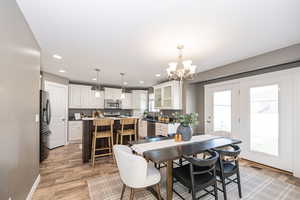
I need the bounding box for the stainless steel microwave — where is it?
[104,99,121,109]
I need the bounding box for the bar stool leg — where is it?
[120,135,123,145]
[92,135,96,167]
[129,135,132,143]
[116,133,119,144]
[108,137,111,155]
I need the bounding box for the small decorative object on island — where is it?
[174,133,182,142]
[174,112,198,141]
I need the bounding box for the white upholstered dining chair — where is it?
[113,145,161,200]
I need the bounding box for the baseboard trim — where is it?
[26,174,40,200]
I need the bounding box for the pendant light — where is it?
[120,73,125,99]
[94,69,101,98]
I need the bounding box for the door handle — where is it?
[206,120,211,123]
[61,118,66,122]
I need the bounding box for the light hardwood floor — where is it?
[33,143,300,200]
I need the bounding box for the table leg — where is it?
[166,160,173,200]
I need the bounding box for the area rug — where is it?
[88,166,300,200]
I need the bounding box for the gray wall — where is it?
[0,0,40,199]
[191,43,300,83]
[189,43,300,133]
[41,71,69,89]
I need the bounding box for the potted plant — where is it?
[173,112,198,141]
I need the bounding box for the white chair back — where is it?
[113,145,148,188]
[209,131,232,138]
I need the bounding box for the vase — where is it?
[177,124,193,141]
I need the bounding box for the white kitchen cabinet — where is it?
[153,80,182,110]
[132,90,148,111]
[69,84,82,108]
[122,93,132,109]
[104,87,122,100]
[89,90,104,109]
[80,85,91,108]
[138,120,148,138]
[68,121,82,142]
[155,122,180,136]
[69,84,104,109]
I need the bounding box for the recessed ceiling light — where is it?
[92,78,97,81]
[139,80,144,84]
[155,74,161,77]
[123,81,128,85]
[53,54,62,60]
[59,69,66,73]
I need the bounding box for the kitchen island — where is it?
[81,117,139,163]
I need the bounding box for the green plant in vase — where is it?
[173,112,198,141]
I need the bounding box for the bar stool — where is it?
[91,118,114,167]
[116,118,137,144]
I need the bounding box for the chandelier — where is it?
[166,45,197,80]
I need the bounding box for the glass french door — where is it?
[205,71,294,172]
[205,83,240,138]
[240,75,293,172]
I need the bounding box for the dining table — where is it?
[130,134,242,200]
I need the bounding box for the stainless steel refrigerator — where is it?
[40,90,51,162]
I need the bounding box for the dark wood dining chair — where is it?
[215,144,242,200]
[173,150,219,200]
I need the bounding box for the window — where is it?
[250,85,279,156]
[213,90,231,132]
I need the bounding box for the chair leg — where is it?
[237,167,242,198]
[91,136,96,167]
[129,188,134,200]
[120,184,126,200]
[129,135,132,142]
[116,133,119,144]
[221,175,227,200]
[120,135,123,145]
[220,174,227,200]
[108,137,111,154]
[214,182,218,200]
[155,184,161,200]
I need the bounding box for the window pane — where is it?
[213,90,231,132]
[250,85,279,156]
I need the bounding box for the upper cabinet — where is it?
[122,93,132,109]
[69,84,104,109]
[153,80,182,110]
[132,90,148,111]
[69,84,82,108]
[104,87,122,100]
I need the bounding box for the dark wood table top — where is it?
[141,137,242,164]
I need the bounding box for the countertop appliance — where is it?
[104,99,121,109]
[40,90,51,162]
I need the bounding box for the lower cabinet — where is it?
[138,120,148,138]
[155,123,180,137]
[68,121,82,142]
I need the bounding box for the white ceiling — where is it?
[17,0,300,87]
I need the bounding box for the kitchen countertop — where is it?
[141,118,177,124]
[69,116,140,121]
